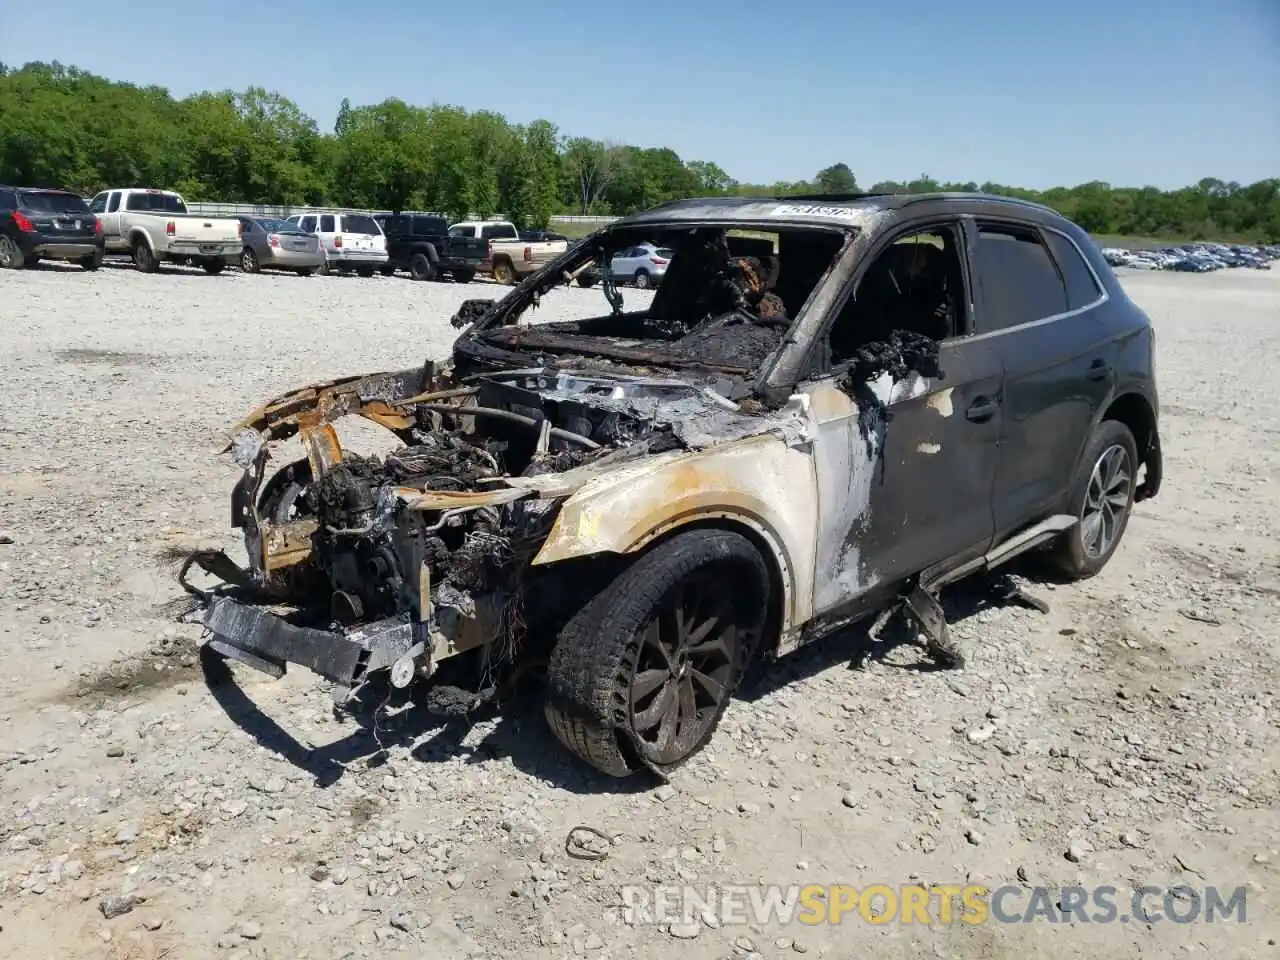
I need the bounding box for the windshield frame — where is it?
[454,217,860,393]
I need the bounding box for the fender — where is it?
[530,433,819,637]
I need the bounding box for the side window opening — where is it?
[1044,230,1103,310]
[299,216,317,232]
[88,194,107,214]
[319,214,335,233]
[973,223,1069,332]
[107,192,121,213]
[825,225,967,366]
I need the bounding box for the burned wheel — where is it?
[544,529,768,778]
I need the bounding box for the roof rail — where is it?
[774,192,890,202]
[896,191,1060,215]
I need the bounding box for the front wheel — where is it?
[380,264,396,277]
[409,253,436,282]
[544,529,768,778]
[1050,419,1139,579]
[356,265,375,278]
[202,260,225,275]
[633,269,651,289]
[451,268,474,284]
[492,259,515,285]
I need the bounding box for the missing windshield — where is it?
[461,224,848,380]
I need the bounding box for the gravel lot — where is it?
[0,260,1277,960]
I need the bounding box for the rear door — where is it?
[340,214,385,255]
[19,191,97,242]
[971,220,1114,539]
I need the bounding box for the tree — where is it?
[687,160,736,194]
[815,162,858,194]
[562,137,623,214]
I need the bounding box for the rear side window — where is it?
[319,215,335,232]
[19,191,90,213]
[1045,231,1103,310]
[124,192,187,213]
[342,214,380,235]
[973,224,1069,333]
[0,190,15,210]
[480,223,518,240]
[299,216,317,232]
[413,216,447,235]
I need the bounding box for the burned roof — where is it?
[612,192,1069,231]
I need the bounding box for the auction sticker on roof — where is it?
[770,203,864,220]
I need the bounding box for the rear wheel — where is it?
[241,248,260,273]
[452,268,474,284]
[544,529,768,778]
[633,269,651,289]
[78,249,103,271]
[132,240,158,273]
[1051,419,1139,579]
[202,260,225,275]
[380,264,396,277]
[0,236,24,269]
[492,259,515,285]
[356,265,375,278]
[409,253,436,282]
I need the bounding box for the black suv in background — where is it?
[381,213,488,282]
[0,186,105,270]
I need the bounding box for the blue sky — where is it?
[2,0,1276,190]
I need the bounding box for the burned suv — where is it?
[180,193,1162,778]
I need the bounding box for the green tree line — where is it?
[1,62,1276,240]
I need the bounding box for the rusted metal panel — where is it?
[262,517,319,571]
[299,422,343,477]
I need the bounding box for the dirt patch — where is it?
[60,643,202,707]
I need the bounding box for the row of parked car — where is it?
[0,182,679,288]
[1101,242,1279,273]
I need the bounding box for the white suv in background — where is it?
[286,211,388,276]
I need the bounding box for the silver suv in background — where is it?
[610,242,675,288]
[286,212,388,277]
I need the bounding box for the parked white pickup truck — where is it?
[88,188,242,274]
[448,219,569,284]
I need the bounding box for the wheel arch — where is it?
[127,228,156,252]
[1098,390,1160,501]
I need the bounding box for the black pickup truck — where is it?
[380,214,487,282]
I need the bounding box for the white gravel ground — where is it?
[0,259,1277,960]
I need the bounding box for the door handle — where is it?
[1088,358,1112,381]
[965,396,999,423]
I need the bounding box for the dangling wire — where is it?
[600,243,624,315]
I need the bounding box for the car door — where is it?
[316,214,336,258]
[969,220,1114,540]
[611,246,639,276]
[803,219,1003,615]
[100,191,125,249]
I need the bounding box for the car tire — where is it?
[492,259,515,285]
[0,235,23,269]
[202,260,225,275]
[132,240,159,273]
[78,249,103,271]
[451,269,474,284]
[1050,419,1140,580]
[241,248,260,273]
[356,265,375,278]
[409,253,436,282]
[295,268,315,277]
[316,259,329,276]
[23,253,40,268]
[633,269,651,289]
[544,529,768,778]
[380,264,396,277]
